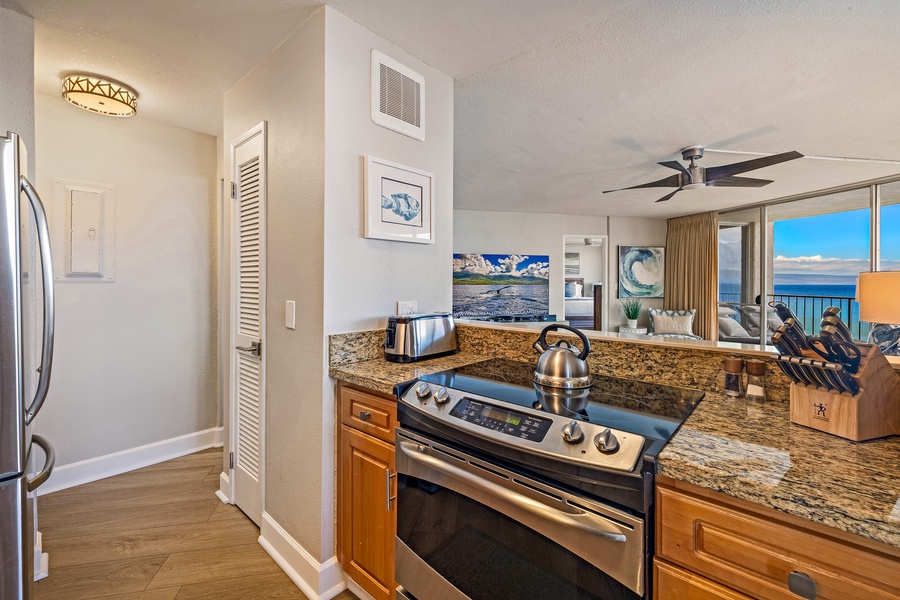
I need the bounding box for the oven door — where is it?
[395,428,645,600]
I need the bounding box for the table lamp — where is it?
[857,271,900,324]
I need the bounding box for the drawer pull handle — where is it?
[358,411,371,422]
[788,571,817,600]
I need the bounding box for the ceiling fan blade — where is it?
[602,173,682,193]
[658,160,691,180]
[706,151,803,181]
[655,188,683,203]
[706,176,774,188]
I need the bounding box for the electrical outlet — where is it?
[397,301,417,316]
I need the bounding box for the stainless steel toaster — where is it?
[384,313,457,363]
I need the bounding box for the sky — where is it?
[773,204,900,277]
[452,253,550,279]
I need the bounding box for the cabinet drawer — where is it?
[657,484,900,600]
[655,558,752,600]
[340,385,397,443]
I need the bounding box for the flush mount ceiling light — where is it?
[62,75,137,117]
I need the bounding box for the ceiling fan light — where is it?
[62,75,137,117]
[683,182,704,190]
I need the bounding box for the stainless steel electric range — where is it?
[393,358,704,600]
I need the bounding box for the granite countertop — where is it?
[328,351,489,396]
[659,392,900,550]
[330,352,900,552]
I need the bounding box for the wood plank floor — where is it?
[36,448,358,600]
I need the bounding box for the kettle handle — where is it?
[534,324,591,360]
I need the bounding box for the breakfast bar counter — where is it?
[657,390,900,550]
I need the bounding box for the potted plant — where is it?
[621,298,643,328]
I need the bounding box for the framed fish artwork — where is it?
[364,156,434,244]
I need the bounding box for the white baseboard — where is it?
[346,579,377,600]
[217,471,232,504]
[38,427,224,495]
[259,512,346,600]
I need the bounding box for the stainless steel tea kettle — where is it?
[532,324,592,389]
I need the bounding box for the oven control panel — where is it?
[399,382,645,473]
[449,398,552,442]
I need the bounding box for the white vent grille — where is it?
[372,49,425,141]
[380,63,420,127]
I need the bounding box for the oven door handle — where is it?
[398,440,627,543]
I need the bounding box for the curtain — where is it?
[664,212,719,340]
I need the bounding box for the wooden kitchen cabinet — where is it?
[655,478,900,600]
[338,383,398,600]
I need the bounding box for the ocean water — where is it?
[719,283,868,339]
[452,284,550,317]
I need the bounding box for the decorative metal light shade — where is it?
[62,75,137,117]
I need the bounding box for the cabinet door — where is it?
[655,559,752,600]
[340,424,396,600]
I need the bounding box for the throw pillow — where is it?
[718,304,738,316]
[718,317,751,338]
[564,282,576,298]
[649,308,696,334]
[653,313,695,336]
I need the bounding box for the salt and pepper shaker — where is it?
[724,356,745,398]
[745,359,767,403]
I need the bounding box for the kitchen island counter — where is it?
[658,391,900,550]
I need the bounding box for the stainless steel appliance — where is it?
[394,358,704,600]
[1,131,56,600]
[384,313,457,363]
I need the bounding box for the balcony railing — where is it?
[769,293,868,341]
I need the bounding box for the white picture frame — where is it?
[364,156,434,244]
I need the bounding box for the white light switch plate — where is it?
[397,301,417,316]
[285,300,296,329]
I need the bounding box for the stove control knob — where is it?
[434,387,451,405]
[414,383,431,401]
[594,428,620,454]
[561,420,584,444]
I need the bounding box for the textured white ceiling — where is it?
[5,0,900,218]
[2,0,324,135]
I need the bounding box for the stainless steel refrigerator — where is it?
[1,131,56,600]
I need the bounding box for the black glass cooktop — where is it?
[416,358,704,443]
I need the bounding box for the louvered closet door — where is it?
[231,123,266,526]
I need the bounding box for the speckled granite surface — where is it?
[328,352,488,396]
[659,391,900,549]
[331,324,793,401]
[329,323,900,550]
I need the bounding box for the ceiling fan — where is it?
[603,146,804,203]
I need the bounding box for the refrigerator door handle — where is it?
[20,175,55,425]
[27,434,55,492]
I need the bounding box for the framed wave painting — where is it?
[618,246,664,298]
[364,156,434,244]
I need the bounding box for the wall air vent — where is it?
[371,49,425,141]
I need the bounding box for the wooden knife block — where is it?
[789,343,900,441]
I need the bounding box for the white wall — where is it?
[322,5,454,560]
[222,5,454,570]
[454,210,610,319]
[34,93,219,466]
[454,211,668,330]
[223,7,327,560]
[0,7,35,176]
[607,216,668,329]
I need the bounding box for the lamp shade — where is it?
[857,271,900,323]
[62,75,137,117]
